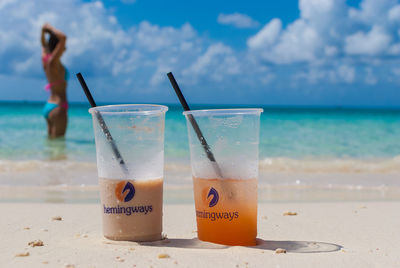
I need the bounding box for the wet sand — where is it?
[1,180,400,204]
[1,202,399,267]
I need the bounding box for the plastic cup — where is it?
[89,104,168,241]
[184,108,263,246]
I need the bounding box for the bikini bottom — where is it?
[43,102,68,119]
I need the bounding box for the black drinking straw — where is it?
[76,72,129,176]
[167,72,223,178]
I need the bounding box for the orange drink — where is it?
[183,108,263,246]
[193,177,257,246]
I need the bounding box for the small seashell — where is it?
[15,252,30,257]
[28,240,44,247]
[275,248,287,254]
[283,211,297,216]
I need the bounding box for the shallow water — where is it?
[0,102,400,201]
[2,102,400,161]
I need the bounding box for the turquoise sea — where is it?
[1,101,400,202]
[1,102,400,161]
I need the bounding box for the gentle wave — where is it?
[259,156,400,173]
[2,156,400,174]
[0,159,191,173]
[0,159,97,172]
[1,184,400,203]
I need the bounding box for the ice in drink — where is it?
[90,104,168,242]
[193,177,257,246]
[184,108,262,246]
[99,178,163,241]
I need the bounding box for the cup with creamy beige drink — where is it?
[89,104,168,241]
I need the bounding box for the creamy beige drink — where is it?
[90,104,168,242]
[99,178,163,241]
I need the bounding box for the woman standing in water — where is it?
[41,23,68,138]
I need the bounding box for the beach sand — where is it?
[1,202,399,267]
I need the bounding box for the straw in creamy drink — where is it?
[90,104,168,242]
[99,178,163,241]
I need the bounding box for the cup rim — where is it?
[89,104,168,115]
[183,108,263,116]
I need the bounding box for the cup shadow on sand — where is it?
[139,238,228,249]
[139,238,342,253]
[254,239,342,253]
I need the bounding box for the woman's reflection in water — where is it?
[45,136,67,160]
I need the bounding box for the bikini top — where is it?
[42,54,69,92]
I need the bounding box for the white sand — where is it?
[1,202,399,267]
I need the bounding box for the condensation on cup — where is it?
[90,104,168,241]
[184,108,263,246]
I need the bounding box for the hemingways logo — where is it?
[103,181,152,216]
[196,187,239,221]
[207,187,219,207]
[115,181,135,202]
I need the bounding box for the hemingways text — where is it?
[103,204,152,216]
[196,210,239,221]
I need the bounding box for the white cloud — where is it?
[349,0,397,25]
[0,0,243,93]
[248,0,399,61]
[248,19,320,64]
[324,45,338,57]
[134,21,197,52]
[271,20,320,64]
[388,43,400,55]
[388,5,400,22]
[246,0,400,85]
[345,26,392,55]
[294,64,356,84]
[0,0,16,9]
[247,19,281,49]
[217,13,259,29]
[0,0,133,77]
[182,43,240,83]
[247,0,349,65]
[1,0,400,104]
[300,0,338,20]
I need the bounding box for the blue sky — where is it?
[1,0,400,106]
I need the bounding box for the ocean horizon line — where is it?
[1,100,400,112]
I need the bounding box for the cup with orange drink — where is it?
[183,108,263,246]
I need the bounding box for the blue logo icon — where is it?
[115,181,135,202]
[207,187,219,207]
